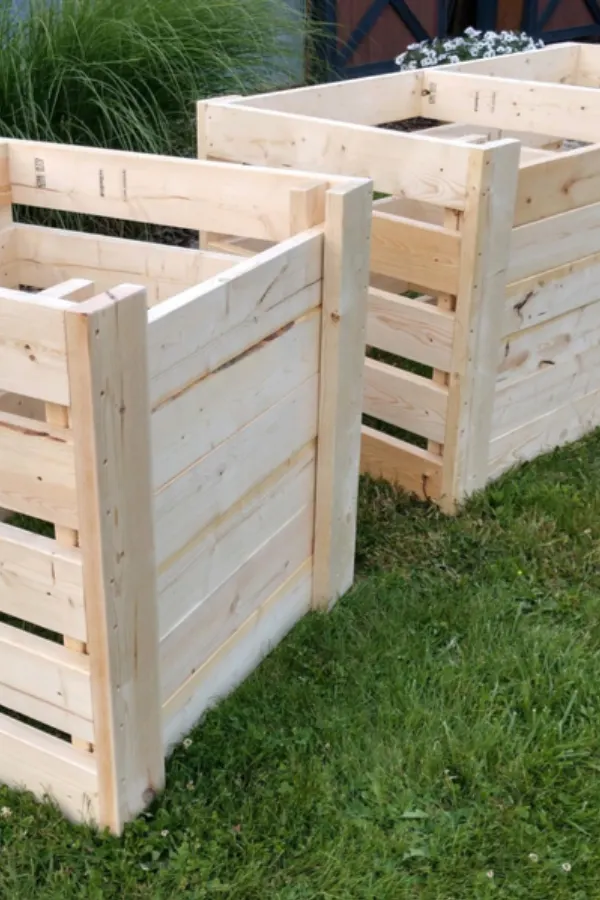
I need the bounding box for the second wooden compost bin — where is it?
[199,41,600,511]
[0,138,371,832]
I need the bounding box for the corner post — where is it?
[65,285,164,834]
[312,180,372,610]
[441,140,520,512]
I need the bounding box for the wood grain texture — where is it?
[370,212,461,295]
[152,310,320,490]
[17,225,239,306]
[421,70,600,145]
[0,712,99,824]
[367,288,454,372]
[9,140,333,242]
[0,287,72,405]
[0,622,93,741]
[160,503,313,702]
[509,201,600,283]
[363,358,448,444]
[66,286,164,834]
[155,375,318,570]
[360,425,443,501]
[0,522,85,641]
[203,102,472,209]
[0,410,77,527]
[504,251,600,335]
[162,560,312,752]
[147,231,323,409]
[158,443,315,641]
[312,183,371,610]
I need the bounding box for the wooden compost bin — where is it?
[199,41,600,511]
[0,139,372,832]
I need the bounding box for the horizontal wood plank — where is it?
[152,310,319,489]
[0,622,93,740]
[509,201,600,283]
[372,195,444,226]
[367,287,454,371]
[444,43,579,83]
[499,298,600,385]
[204,103,472,209]
[488,386,600,480]
[371,212,461,294]
[422,70,600,145]
[363,358,448,444]
[0,712,98,823]
[9,140,332,241]
[158,442,315,639]
[160,502,313,702]
[148,231,323,409]
[154,375,318,569]
[360,425,443,501]
[493,342,600,439]
[163,559,312,752]
[0,410,77,528]
[515,144,600,226]
[0,522,85,641]
[0,287,71,404]
[232,69,422,123]
[504,251,600,335]
[16,225,239,306]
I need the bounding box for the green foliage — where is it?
[0,0,307,156]
[2,431,600,897]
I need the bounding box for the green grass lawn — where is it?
[2,432,600,898]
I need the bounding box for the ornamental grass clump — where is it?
[395,27,544,70]
[0,0,307,156]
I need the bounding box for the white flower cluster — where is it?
[395,28,544,70]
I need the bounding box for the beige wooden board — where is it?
[499,297,600,385]
[163,559,312,752]
[488,386,600,480]
[503,251,600,335]
[421,122,564,151]
[444,43,579,83]
[66,286,164,832]
[9,140,331,242]
[492,341,600,439]
[367,287,454,371]
[0,622,93,734]
[360,425,443,501]
[155,374,318,570]
[152,310,320,490]
[0,392,44,419]
[0,225,19,288]
[0,287,71,405]
[574,44,600,87]
[0,410,77,527]
[203,103,472,209]
[515,144,600,226]
[441,141,520,507]
[363,358,448,444]
[158,442,315,639]
[232,69,422,123]
[16,225,239,306]
[372,194,444,226]
[312,182,371,610]
[421,71,600,145]
[509,201,600,284]
[161,502,313,702]
[370,211,461,294]
[0,522,85,641]
[0,712,99,823]
[148,231,322,409]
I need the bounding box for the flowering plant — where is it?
[395,28,544,70]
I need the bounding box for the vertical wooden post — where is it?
[65,285,164,834]
[312,180,372,610]
[197,97,242,251]
[440,140,520,512]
